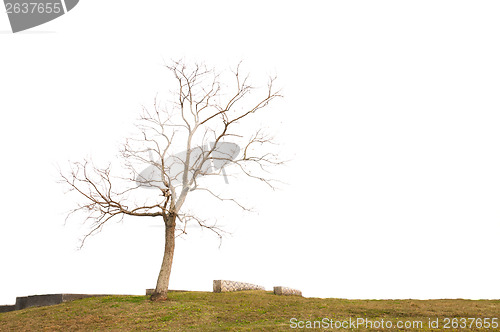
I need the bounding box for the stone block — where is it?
[213,280,265,293]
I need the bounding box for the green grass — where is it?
[0,291,498,331]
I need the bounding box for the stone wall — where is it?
[213,280,265,293]
[0,294,110,313]
[0,305,16,313]
[273,286,302,296]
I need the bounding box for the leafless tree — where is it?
[59,60,283,301]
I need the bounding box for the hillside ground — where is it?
[0,291,498,331]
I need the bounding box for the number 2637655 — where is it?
[5,2,62,14]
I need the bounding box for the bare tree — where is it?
[59,60,283,300]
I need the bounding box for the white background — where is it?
[1,1,499,305]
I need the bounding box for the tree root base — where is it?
[150,292,168,301]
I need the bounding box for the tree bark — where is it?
[150,213,176,301]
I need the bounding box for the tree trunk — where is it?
[150,213,176,301]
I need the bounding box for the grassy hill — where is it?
[0,291,498,331]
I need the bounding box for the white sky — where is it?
[1,1,499,305]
